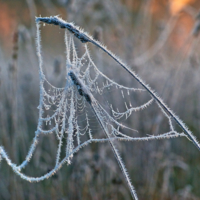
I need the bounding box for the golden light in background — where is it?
[170,0,195,15]
[0,2,17,49]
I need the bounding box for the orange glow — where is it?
[0,3,17,49]
[170,0,195,15]
[170,14,194,52]
[150,0,166,18]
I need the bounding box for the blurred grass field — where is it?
[1,0,200,199]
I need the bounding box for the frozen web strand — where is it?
[17,22,46,171]
[83,44,145,93]
[111,98,154,119]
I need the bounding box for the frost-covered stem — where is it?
[91,100,138,200]
[36,16,91,43]
[68,70,138,199]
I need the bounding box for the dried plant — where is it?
[0,16,200,200]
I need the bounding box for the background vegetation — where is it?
[0,0,200,199]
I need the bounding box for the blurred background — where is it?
[1,0,200,199]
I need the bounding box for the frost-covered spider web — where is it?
[1,16,198,200]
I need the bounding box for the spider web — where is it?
[0,19,187,185]
[35,21,186,167]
